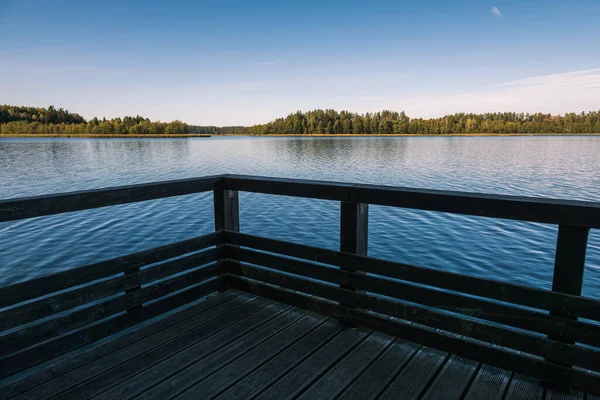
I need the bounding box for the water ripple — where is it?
[0,136,599,297]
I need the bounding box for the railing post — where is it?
[546,225,589,389]
[214,185,240,291]
[551,225,589,301]
[339,202,368,316]
[125,267,142,312]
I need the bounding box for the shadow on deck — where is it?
[1,290,589,400]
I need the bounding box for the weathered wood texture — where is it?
[339,201,368,313]
[225,260,600,369]
[0,233,224,378]
[225,275,600,396]
[223,232,600,322]
[3,174,599,227]
[0,232,220,308]
[2,174,600,396]
[0,175,221,223]
[1,278,221,379]
[213,188,240,233]
[1,246,222,331]
[223,231,600,324]
[2,290,598,400]
[221,174,600,228]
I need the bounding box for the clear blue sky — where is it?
[1,0,599,125]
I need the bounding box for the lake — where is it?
[1,136,599,297]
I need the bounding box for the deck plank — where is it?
[422,355,480,400]
[296,331,394,399]
[504,373,545,400]
[5,291,250,400]
[337,338,420,400]
[174,314,326,399]
[1,291,595,400]
[87,299,293,400]
[463,364,511,400]
[379,346,449,400]
[545,389,585,400]
[214,319,343,400]
[35,297,276,400]
[134,307,308,400]
[0,291,241,399]
[254,328,369,400]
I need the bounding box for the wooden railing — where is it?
[1,174,599,394]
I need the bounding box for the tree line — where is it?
[2,105,600,135]
[188,125,249,135]
[248,109,600,135]
[0,106,191,135]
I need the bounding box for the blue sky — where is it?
[1,0,599,125]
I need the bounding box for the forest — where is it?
[248,109,600,135]
[2,105,600,136]
[0,106,190,135]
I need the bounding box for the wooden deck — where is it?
[1,290,591,400]
[2,175,600,398]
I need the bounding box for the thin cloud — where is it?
[393,68,600,118]
[491,7,503,17]
[259,61,281,66]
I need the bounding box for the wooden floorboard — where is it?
[2,290,596,400]
[463,364,512,400]
[10,294,267,400]
[86,299,291,400]
[1,291,242,399]
[214,319,343,400]
[378,346,449,400]
[173,313,325,400]
[337,338,420,400]
[545,389,585,400]
[504,373,545,400]
[296,331,394,400]
[134,306,307,400]
[422,355,480,400]
[254,328,369,400]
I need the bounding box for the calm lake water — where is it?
[1,136,599,297]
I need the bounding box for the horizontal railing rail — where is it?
[1,174,599,228]
[225,274,600,395]
[0,175,221,223]
[1,174,599,394]
[221,174,600,228]
[0,232,223,378]
[221,232,600,323]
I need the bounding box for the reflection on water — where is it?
[1,136,599,297]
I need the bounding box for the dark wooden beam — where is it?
[552,226,590,300]
[0,278,221,379]
[340,202,368,255]
[546,225,590,384]
[225,275,600,396]
[0,232,219,308]
[214,185,239,292]
[0,264,221,357]
[0,247,222,331]
[0,175,222,223]
[221,175,600,228]
[214,188,240,233]
[224,265,600,371]
[224,246,600,348]
[222,231,600,323]
[339,202,368,316]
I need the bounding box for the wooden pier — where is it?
[1,174,600,399]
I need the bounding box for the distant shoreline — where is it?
[220,133,600,137]
[0,134,212,138]
[2,133,600,138]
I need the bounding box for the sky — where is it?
[1,0,599,125]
